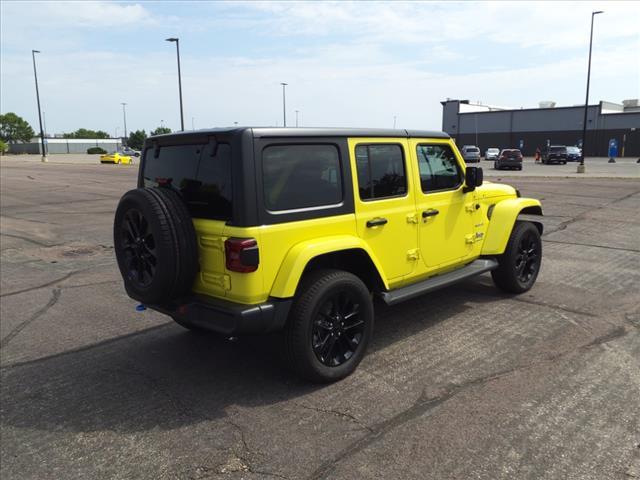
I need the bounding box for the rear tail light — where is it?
[225,237,259,273]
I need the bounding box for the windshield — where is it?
[567,147,580,153]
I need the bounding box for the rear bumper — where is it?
[497,159,522,166]
[150,295,293,335]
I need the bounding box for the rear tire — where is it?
[491,221,542,294]
[284,269,374,383]
[114,187,199,305]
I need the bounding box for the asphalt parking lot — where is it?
[1,157,639,479]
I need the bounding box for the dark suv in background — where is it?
[541,146,567,165]
[495,149,523,170]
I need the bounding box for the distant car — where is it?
[121,147,141,157]
[485,148,500,160]
[100,152,133,165]
[461,145,481,163]
[541,145,567,164]
[495,149,523,170]
[566,146,581,161]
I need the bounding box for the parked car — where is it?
[121,147,141,157]
[566,146,581,161]
[541,145,567,164]
[495,149,523,170]
[113,127,543,382]
[485,148,500,160]
[461,145,481,163]
[100,152,133,164]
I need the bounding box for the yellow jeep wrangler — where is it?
[114,128,542,382]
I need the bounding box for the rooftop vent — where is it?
[539,101,556,108]
[622,99,639,107]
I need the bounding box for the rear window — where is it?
[262,144,342,212]
[142,143,233,220]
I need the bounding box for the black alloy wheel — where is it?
[312,290,365,367]
[514,230,540,284]
[114,187,199,305]
[284,269,374,383]
[491,221,542,294]
[120,208,157,287]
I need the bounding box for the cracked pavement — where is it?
[1,157,639,479]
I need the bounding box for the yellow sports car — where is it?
[100,152,133,164]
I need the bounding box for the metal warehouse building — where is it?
[8,138,122,155]
[441,99,640,157]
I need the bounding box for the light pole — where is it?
[578,10,604,174]
[31,50,47,162]
[393,115,397,129]
[121,102,128,143]
[192,117,195,130]
[166,38,184,131]
[295,110,299,127]
[280,82,288,127]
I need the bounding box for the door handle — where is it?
[366,217,388,228]
[422,209,440,218]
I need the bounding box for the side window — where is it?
[262,144,342,211]
[354,144,407,201]
[416,144,462,193]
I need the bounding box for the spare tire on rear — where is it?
[113,187,199,305]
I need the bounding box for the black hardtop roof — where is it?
[148,127,449,141]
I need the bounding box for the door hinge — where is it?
[465,234,475,244]
[465,203,475,213]
[406,213,419,224]
[407,248,420,261]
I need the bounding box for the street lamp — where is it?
[31,50,47,162]
[280,82,288,127]
[578,10,604,173]
[166,38,184,131]
[295,110,299,127]
[121,102,128,142]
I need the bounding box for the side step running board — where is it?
[380,258,499,306]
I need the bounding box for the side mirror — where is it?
[464,166,483,192]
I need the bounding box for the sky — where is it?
[1,1,639,136]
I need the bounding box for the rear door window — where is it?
[142,143,233,220]
[262,144,342,211]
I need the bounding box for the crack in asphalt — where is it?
[222,419,290,479]
[542,188,640,236]
[293,402,374,432]
[0,214,60,226]
[543,239,640,253]
[0,232,62,248]
[0,288,61,349]
[585,326,628,347]
[306,325,631,480]
[0,323,173,371]
[510,296,599,318]
[0,264,111,298]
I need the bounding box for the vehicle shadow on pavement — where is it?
[1,289,472,435]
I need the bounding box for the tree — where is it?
[0,112,35,143]
[127,130,147,150]
[63,128,110,139]
[150,126,171,136]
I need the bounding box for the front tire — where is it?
[284,269,374,383]
[491,221,542,293]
